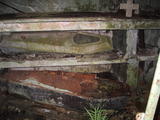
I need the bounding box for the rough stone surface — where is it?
[0,0,120,14]
[0,32,113,54]
[0,0,159,15]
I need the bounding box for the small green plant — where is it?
[85,105,109,120]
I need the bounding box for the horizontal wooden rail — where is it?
[0,54,157,68]
[0,17,160,32]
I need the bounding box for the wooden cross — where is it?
[120,0,139,17]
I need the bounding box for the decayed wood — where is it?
[0,58,126,68]
[0,79,128,110]
[0,52,157,69]
[0,52,123,68]
[0,17,160,32]
[126,30,139,89]
[10,65,111,73]
[0,91,86,120]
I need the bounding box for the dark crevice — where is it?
[138,30,145,49]
[97,72,118,81]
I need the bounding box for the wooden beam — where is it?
[125,30,138,57]
[144,53,160,120]
[0,79,128,110]
[0,54,157,69]
[126,30,139,89]
[0,17,160,32]
[9,65,112,73]
[0,58,126,68]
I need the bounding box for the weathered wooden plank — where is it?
[0,54,157,69]
[127,59,139,89]
[0,58,126,68]
[9,65,111,73]
[126,30,139,89]
[144,53,160,120]
[125,30,138,57]
[0,92,86,120]
[0,17,160,32]
[0,79,128,110]
[138,55,158,61]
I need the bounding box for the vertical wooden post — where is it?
[144,53,160,120]
[126,30,138,57]
[127,59,139,89]
[126,30,139,90]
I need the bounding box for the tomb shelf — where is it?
[0,13,160,120]
[0,16,160,32]
[0,52,157,69]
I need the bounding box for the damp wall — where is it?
[0,0,159,15]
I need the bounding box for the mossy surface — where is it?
[1,32,113,54]
[75,0,97,12]
[127,64,138,89]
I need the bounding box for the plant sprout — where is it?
[85,105,109,120]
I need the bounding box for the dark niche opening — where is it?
[73,34,100,44]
